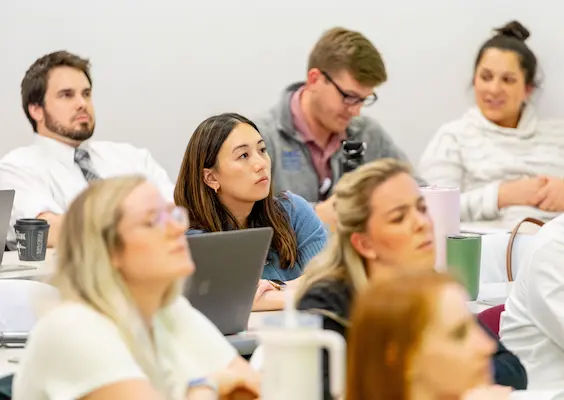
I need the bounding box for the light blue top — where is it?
[187,192,327,281]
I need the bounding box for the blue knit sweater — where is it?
[187,192,327,281]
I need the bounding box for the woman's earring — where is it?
[214,186,219,194]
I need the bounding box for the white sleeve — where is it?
[419,129,501,221]
[30,306,146,400]
[0,160,64,241]
[168,297,238,374]
[527,238,564,350]
[135,148,175,203]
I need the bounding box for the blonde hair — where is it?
[296,159,412,306]
[52,175,184,395]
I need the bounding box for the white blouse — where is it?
[12,297,237,400]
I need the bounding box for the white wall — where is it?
[1,0,563,180]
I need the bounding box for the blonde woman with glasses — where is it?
[12,176,259,400]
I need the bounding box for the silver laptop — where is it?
[0,190,15,265]
[184,227,273,335]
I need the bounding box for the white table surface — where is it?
[511,390,564,399]
[0,348,21,378]
[1,282,509,378]
[0,249,55,280]
[247,282,511,331]
[461,220,543,235]
[1,219,536,280]
[0,220,544,394]
[0,250,512,378]
[472,281,513,313]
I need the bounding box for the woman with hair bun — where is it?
[421,21,564,223]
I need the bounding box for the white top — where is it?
[419,106,564,222]
[0,135,175,247]
[499,214,564,389]
[12,297,237,400]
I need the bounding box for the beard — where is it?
[44,110,95,142]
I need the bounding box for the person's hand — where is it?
[498,177,548,209]
[210,368,260,399]
[462,385,511,400]
[530,175,564,212]
[314,195,337,232]
[252,279,276,307]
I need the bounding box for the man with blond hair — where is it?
[255,27,415,226]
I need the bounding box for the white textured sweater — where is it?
[419,106,564,222]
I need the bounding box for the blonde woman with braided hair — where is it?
[13,176,259,400]
[295,158,527,399]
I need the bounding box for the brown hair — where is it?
[346,270,457,400]
[308,27,387,87]
[174,113,298,268]
[474,20,539,87]
[21,50,92,132]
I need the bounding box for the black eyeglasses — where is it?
[321,71,377,107]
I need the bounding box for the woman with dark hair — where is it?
[421,20,564,223]
[175,113,327,311]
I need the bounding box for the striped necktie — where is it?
[74,148,101,182]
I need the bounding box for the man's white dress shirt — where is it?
[0,135,175,247]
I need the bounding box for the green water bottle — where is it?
[446,234,482,301]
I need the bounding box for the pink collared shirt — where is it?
[290,86,344,183]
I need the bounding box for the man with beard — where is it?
[0,51,174,248]
[254,27,418,229]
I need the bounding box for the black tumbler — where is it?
[14,219,50,261]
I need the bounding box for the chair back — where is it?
[477,304,505,337]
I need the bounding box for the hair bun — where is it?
[494,20,530,41]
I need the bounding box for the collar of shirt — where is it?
[33,135,94,167]
[290,85,346,147]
